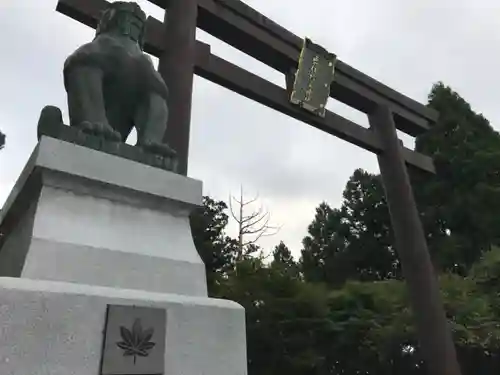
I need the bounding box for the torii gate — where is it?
[55,0,462,374]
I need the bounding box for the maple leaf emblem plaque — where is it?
[100,305,166,375]
[116,318,156,364]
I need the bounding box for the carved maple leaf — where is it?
[116,318,156,364]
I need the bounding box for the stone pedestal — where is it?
[0,278,246,375]
[0,137,247,375]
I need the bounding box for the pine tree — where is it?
[413,82,500,273]
[271,241,299,278]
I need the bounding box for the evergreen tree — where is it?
[189,196,238,293]
[340,169,398,280]
[301,202,349,286]
[413,82,500,274]
[271,241,299,278]
[301,170,398,286]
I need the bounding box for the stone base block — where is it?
[0,137,207,296]
[0,277,247,375]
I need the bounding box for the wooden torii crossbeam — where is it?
[55,1,462,375]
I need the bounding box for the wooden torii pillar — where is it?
[158,0,198,176]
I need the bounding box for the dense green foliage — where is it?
[189,83,500,374]
[301,169,397,286]
[190,196,238,291]
[414,83,500,274]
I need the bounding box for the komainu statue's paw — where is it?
[139,140,178,172]
[140,140,177,158]
[77,121,121,142]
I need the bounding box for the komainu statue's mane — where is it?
[96,1,147,49]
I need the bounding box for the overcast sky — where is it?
[1,0,499,257]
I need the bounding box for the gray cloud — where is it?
[2,0,499,256]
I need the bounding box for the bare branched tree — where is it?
[229,186,281,261]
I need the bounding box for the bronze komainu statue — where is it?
[62,1,174,156]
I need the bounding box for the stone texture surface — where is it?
[0,200,38,277]
[0,136,202,226]
[0,137,207,296]
[22,236,207,296]
[34,137,201,206]
[0,278,247,375]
